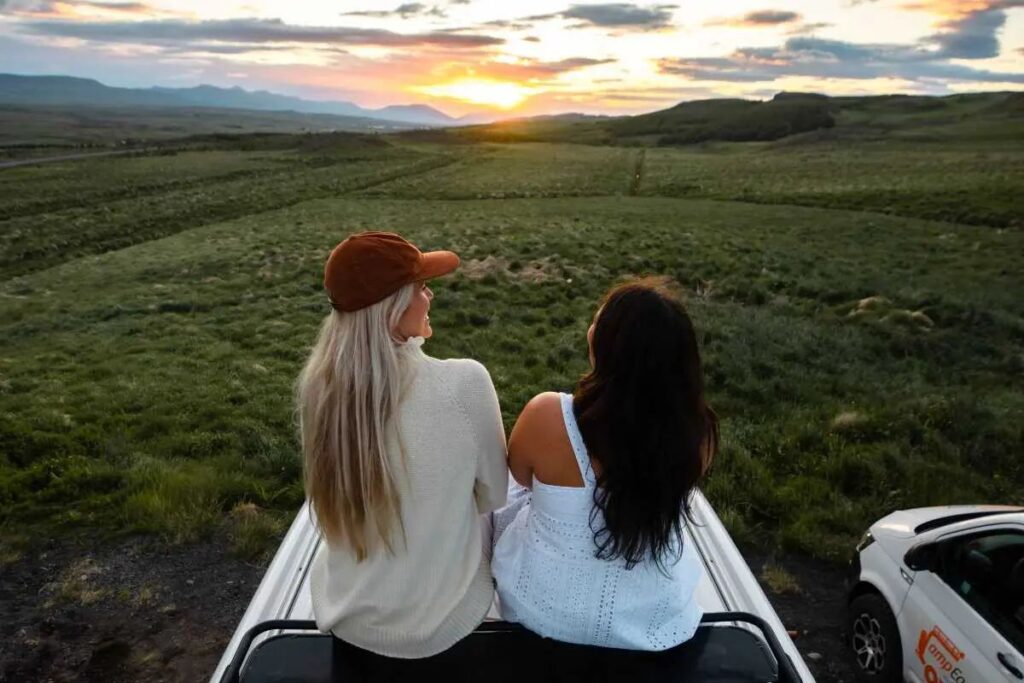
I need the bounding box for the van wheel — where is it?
[848,592,902,683]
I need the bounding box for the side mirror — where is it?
[905,543,936,571]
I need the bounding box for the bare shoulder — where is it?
[518,392,563,424]
[513,392,567,445]
[512,392,582,487]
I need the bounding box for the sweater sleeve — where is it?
[455,360,509,514]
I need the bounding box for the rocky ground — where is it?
[745,550,858,682]
[0,535,264,683]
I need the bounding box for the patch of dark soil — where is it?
[84,639,132,682]
[743,547,858,683]
[0,535,267,683]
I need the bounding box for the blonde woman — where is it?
[297,232,508,667]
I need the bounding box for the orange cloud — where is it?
[899,0,1014,18]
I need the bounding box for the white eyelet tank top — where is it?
[491,393,703,650]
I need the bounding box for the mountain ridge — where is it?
[0,73,477,126]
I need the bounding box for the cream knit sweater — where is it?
[310,338,508,658]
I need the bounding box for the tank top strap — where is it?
[559,393,597,487]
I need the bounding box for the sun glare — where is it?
[415,79,535,109]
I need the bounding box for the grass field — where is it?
[1,128,1022,563]
[0,139,456,280]
[0,105,413,153]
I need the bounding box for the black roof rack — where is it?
[220,611,802,683]
[914,509,1024,535]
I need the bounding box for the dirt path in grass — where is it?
[629,148,645,196]
[0,537,857,682]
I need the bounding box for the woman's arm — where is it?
[461,361,509,513]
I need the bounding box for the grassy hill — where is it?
[406,91,1024,146]
[7,91,1021,156]
[0,105,416,155]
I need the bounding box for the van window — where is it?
[935,530,1024,653]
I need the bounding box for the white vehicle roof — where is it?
[872,505,1024,539]
[211,491,814,682]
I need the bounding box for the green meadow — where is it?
[1,110,1022,563]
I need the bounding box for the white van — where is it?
[212,492,814,682]
[846,505,1024,683]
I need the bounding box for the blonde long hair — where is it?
[296,284,415,561]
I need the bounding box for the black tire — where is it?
[848,592,903,683]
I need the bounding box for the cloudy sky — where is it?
[1,0,1022,116]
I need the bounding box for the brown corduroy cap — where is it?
[324,231,460,312]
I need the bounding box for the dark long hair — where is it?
[574,276,718,570]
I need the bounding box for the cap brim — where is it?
[417,251,460,280]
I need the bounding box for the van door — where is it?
[900,525,1024,683]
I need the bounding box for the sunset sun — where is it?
[415,79,535,109]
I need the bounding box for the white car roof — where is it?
[872,505,1024,538]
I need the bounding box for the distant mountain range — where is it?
[0,74,496,127]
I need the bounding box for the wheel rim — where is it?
[852,612,887,674]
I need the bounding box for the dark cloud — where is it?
[460,3,675,32]
[659,36,1024,83]
[909,2,1024,61]
[522,12,559,21]
[395,3,427,15]
[527,3,677,30]
[664,0,1023,86]
[534,57,615,73]
[395,3,447,18]
[481,18,533,30]
[928,8,1008,58]
[790,22,831,33]
[161,41,291,54]
[0,0,42,10]
[341,10,392,18]
[787,21,833,35]
[523,36,540,42]
[564,3,676,28]
[745,10,801,24]
[343,4,446,19]
[76,0,151,10]
[18,17,503,48]
[708,10,802,26]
